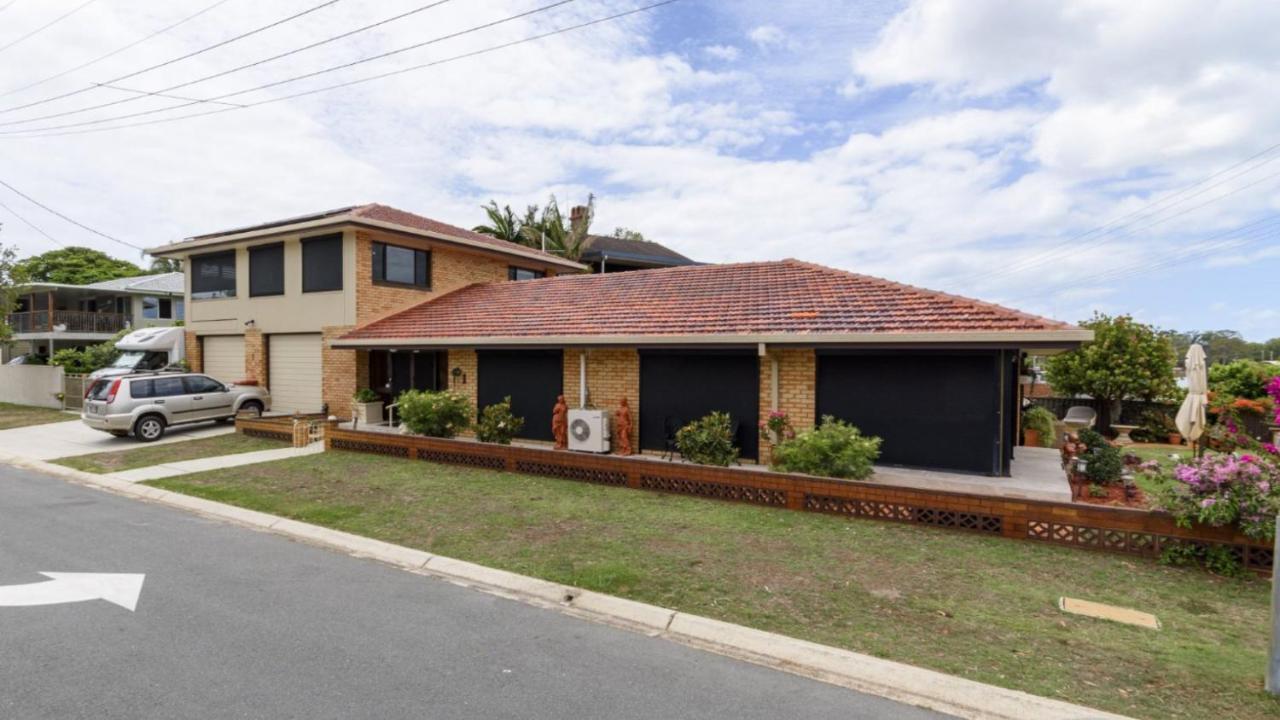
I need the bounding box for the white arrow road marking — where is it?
[0,573,145,611]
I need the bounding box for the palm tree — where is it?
[521,194,595,261]
[472,201,525,245]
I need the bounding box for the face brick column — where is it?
[243,328,267,385]
[563,348,640,454]
[447,348,478,436]
[321,326,359,418]
[184,330,202,372]
[758,348,816,466]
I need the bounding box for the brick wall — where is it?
[446,348,477,437]
[758,348,816,465]
[184,330,202,372]
[354,230,542,325]
[563,348,640,452]
[321,325,361,417]
[244,328,267,385]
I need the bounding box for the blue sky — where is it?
[0,0,1276,338]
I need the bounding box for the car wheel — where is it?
[133,414,166,442]
[240,400,264,417]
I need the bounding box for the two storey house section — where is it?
[147,204,583,416]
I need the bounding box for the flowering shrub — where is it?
[676,412,739,466]
[1204,405,1259,453]
[1141,453,1280,540]
[1269,375,1280,424]
[476,396,524,445]
[771,416,881,480]
[397,389,473,438]
[758,410,795,443]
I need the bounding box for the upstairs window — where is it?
[302,233,343,293]
[372,241,430,289]
[508,266,545,281]
[142,296,174,319]
[249,243,285,297]
[192,251,236,299]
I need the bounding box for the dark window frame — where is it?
[508,266,546,281]
[371,240,431,290]
[248,242,285,298]
[301,233,344,293]
[191,250,237,300]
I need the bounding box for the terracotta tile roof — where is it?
[349,203,571,265]
[340,259,1083,344]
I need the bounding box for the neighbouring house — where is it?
[146,204,584,416]
[4,272,185,361]
[578,233,698,273]
[333,259,1091,475]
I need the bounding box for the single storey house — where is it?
[152,204,1090,476]
[578,232,698,273]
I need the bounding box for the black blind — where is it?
[249,243,284,297]
[191,251,236,299]
[302,233,343,292]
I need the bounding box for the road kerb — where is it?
[17,455,1133,720]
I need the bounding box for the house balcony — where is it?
[7,310,130,335]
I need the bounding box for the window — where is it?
[302,233,343,292]
[183,375,225,394]
[508,266,545,281]
[142,297,174,319]
[192,251,236,299]
[152,377,186,397]
[174,299,185,321]
[130,379,153,399]
[371,241,430,288]
[249,243,285,297]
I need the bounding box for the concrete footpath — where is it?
[104,444,324,482]
[2,451,1130,720]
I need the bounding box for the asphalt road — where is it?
[0,465,948,719]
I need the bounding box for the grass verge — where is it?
[54,431,288,473]
[0,402,74,430]
[148,450,1279,720]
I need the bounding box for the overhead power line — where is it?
[0,0,236,101]
[0,0,22,15]
[0,197,66,248]
[0,177,142,250]
[0,0,101,56]
[0,0,343,117]
[0,0,681,140]
[0,0,460,127]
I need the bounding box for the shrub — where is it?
[1141,409,1176,440]
[1021,406,1056,447]
[476,396,524,445]
[1140,452,1280,540]
[1088,483,1108,498]
[1083,443,1123,484]
[1076,427,1108,451]
[1208,359,1279,400]
[352,388,380,403]
[676,411,738,466]
[397,389,472,438]
[771,415,882,480]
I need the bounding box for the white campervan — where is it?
[91,327,186,380]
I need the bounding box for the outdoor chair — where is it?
[662,416,683,461]
[1062,406,1097,433]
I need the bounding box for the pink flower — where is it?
[1264,443,1279,455]
[1200,498,1216,508]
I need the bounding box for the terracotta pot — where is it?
[1024,428,1041,447]
[1167,432,1183,446]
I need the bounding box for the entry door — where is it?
[476,350,563,441]
[639,350,759,460]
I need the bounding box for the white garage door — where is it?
[201,335,245,384]
[268,333,323,414]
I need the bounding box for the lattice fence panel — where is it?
[330,437,409,458]
[419,449,506,470]
[638,475,787,506]
[242,428,292,442]
[515,460,628,486]
[805,494,1002,534]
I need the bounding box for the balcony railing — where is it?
[7,310,130,334]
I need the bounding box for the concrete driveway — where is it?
[0,420,234,461]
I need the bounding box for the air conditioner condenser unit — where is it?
[567,408,611,453]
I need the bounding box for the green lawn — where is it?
[53,432,288,474]
[1125,443,1196,469]
[0,402,73,430]
[148,450,1279,720]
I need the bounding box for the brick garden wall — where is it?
[563,348,640,452]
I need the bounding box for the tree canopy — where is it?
[1045,313,1178,429]
[474,195,604,261]
[14,246,144,285]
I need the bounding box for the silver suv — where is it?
[81,372,272,442]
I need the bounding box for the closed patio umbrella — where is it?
[1175,343,1208,446]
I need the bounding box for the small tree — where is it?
[0,242,21,347]
[1045,313,1176,431]
[14,246,144,285]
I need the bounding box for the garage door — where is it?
[476,350,562,441]
[639,350,759,460]
[201,335,244,384]
[816,351,1001,474]
[269,334,323,415]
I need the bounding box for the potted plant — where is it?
[1021,405,1055,448]
[352,388,383,425]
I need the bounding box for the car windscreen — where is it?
[110,351,146,368]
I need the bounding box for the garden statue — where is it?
[552,395,569,450]
[615,398,633,456]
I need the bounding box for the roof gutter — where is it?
[147,214,587,271]
[330,328,1094,349]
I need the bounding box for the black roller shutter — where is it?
[477,350,563,442]
[302,233,343,292]
[249,243,284,297]
[639,350,759,460]
[815,350,1001,475]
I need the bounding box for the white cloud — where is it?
[747,25,787,48]
[703,44,740,62]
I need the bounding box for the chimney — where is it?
[570,205,589,226]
